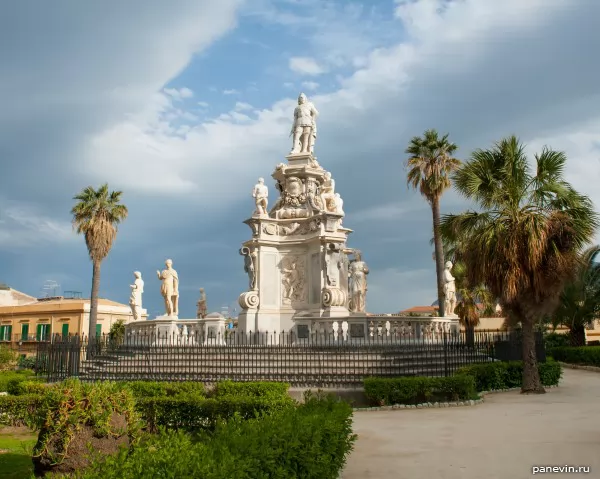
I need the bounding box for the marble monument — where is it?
[129,271,144,320]
[443,261,457,317]
[237,93,368,334]
[157,259,179,317]
[196,287,208,319]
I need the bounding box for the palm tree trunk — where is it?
[465,325,475,348]
[569,325,586,347]
[521,315,545,394]
[431,197,446,317]
[88,260,101,358]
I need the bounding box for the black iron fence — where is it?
[35,330,545,386]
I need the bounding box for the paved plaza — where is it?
[343,369,600,478]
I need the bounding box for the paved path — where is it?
[343,369,600,479]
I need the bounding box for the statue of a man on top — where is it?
[290,93,319,155]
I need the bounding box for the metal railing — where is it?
[35,330,545,386]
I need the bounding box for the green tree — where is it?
[551,245,600,346]
[441,136,598,393]
[71,184,128,343]
[406,129,461,317]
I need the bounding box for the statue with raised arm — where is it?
[252,177,269,217]
[290,93,319,155]
[443,261,457,316]
[129,271,144,320]
[157,259,179,317]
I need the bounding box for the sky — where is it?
[1,0,599,319]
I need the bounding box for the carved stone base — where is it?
[322,287,347,308]
[238,290,260,309]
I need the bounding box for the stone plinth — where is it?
[197,312,226,345]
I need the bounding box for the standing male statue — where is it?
[290,93,319,155]
[443,261,457,316]
[129,271,144,320]
[157,259,179,317]
[196,287,208,319]
[252,177,269,217]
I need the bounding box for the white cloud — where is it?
[234,101,253,111]
[163,87,194,100]
[223,89,240,95]
[283,82,294,89]
[289,57,324,76]
[301,81,319,91]
[197,101,209,108]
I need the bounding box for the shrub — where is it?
[363,375,477,406]
[121,381,205,399]
[0,345,17,370]
[544,332,570,350]
[0,369,35,392]
[211,381,290,399]
[31,379,141,476]
[136,395,294,433]
[456,360,562,391]
[0,394,42,426]
[550,346,600,367]
[76,393,355,479]
[6,378,47,396]
[17,354,37,370]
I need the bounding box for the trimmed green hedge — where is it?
[76,393,356,479]
[364,375,477,406]
[0,393,42,426]
[456,360,562,391]
[0,369,35,392]
[7,378,48,396]
[550,346,600,367]
[121,381,206,399]
[136,395,294,432]
[211,380,290,399]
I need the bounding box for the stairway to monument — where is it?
[75,345,494,385]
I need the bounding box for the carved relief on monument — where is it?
[240,246,258,291]
[280,255,306,304]
[261,218,322,237]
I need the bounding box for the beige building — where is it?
[0,285,147,356]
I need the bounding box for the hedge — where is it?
[363,375,477,406]
[456,360,562,391]
[120,381,206,399]
[210,381,290,399]
[76,392,356,479]
[7,378,49,396]
[136,395,295,432]
[550,346,600,367]
[0,393,42,426]
[0,369,35,392]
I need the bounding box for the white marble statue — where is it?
[333,193,344,215]
[325,244,342,287]
[157,259,179,317]
[348,255,369,313]
[252,178,269,217]
[290,93,319,155]
[443,261,457,316]
[320,172,336,212]
[241,247,257,290]
[129,271,144,320]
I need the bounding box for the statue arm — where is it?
[173,271,179,293]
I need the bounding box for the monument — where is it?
[196,288,208,319]
[237,92,368,336]
[443,261,457,317]
[129,271,144,320]
[157,259,179,318]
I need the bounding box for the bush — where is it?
[550,346,600,367]
[31,379,141,476]
[17,355,37,370]
[544,332,570,350]
[363,375,477,406]
[210,380,290,400]
[0,369,35,392]
[7,378,48,396]
[76,393,356,479]
[0,345,17,370]
[136,395,294,433]
[121,381,206,399]
[0,393,42,426]
[456,360,562,391]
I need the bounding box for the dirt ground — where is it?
[343,368,600,479]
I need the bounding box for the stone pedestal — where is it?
[198,313,226,345]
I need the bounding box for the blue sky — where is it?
[1,0,599,319]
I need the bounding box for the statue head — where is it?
[199,287,204,293]
[298,93,307,104]
[334,193,340,198]
[257,177,264,184]
[445,261,453,269]
[165,259,173,268]
[134,271,141,278]
[324,171,331,179]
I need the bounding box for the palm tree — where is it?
[406,129,461,317]
[71,184,128,344]
[551,245,600,346]
[441,136,598,393]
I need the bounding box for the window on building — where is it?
[21,324,29,341]
[61,323,69,338]
[0,325,12,341]
[36,324,50,341]
[96,324,102,337]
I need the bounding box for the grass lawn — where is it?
[0,426,36,479]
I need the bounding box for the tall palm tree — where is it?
[71,184,128,343]
[552,245,600,346]
[406,129,461,317]
[441,136,598,393]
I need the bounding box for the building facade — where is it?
[0,293,147,356]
